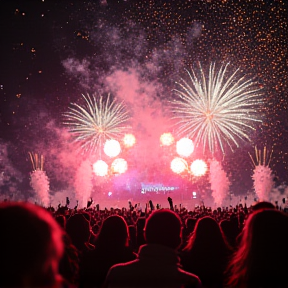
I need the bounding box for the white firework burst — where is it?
[64,93,130,155]
[172,62,263,154]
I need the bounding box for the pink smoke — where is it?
[209,159,230,207]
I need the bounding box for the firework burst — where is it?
[64,93,131,155]
[172,62,263,154]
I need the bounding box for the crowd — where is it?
[0,198,288,288]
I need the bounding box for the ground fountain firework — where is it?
[209,159,230,207]
[29,152,50,207]
[74,159,93,208]
[249,146,274,202]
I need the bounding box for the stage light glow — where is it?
[192,191,197,199]
[123,134,136,148]
[108,192,112,197]
[104,139,121,157]
[190,159,208,176]
[111,158,128,174]
[160,132,174,146]
[170,157,187,174]
[93,160,108,176]
[176,138,194,157]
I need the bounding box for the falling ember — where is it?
[93,160,108,176]
[123,134,136,148]
[104,139,121,158]
[190,159,207,177]
[171,157,187,174]
[160,132,174,146]
[111,158,128,174]
[176,138,194,157]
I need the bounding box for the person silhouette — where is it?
[226,209,288,288]
[0,202,65,288]
[180,216,231,288]
[104,209,201,288]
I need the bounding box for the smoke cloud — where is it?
[209,159,230,207]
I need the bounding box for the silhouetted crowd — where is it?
[1,198,288,288]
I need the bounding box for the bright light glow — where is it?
[176,138,194,157]
[190,159,208,176]
[160,133,174,146]
[111,158,128,174]
[172,63,262,154]
[93,160,108,176]
[123,134,136,148]
[108,192,112,197]
[170,157,187,174]
[192,191,197,198]
[104,139,121,157]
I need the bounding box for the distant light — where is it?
[176,138,194,157]
[170,157,187,174]
[123,134,136,148]
[93,160,108,176]
[111,158,128,174]
[108,192,112,197]
[160,133,174,146]
[104,139,121,158]
[190,159,208,176]
[192,191,197,199]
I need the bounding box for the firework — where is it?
[160,133,174,146]
[249,146,273,167]
[104,139,121,158]
[249,146,274,201]
[29,152,44,171]
[123,134,136,148]
[64,93,130,155]
[29,152,50,206]
[172,63,262,154]
[209,159,230,207]
[190,159,207,177]
[170,157,187,174]
[176,137,194,157]
[93,160,108,177]
[111,158,128,174]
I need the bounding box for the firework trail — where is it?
[29,152,50,207]
[209,159,230,207]
[172,62,262,154]
[250,146,274,201]
[64,93,130,155]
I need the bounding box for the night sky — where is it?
[0,0,287,200]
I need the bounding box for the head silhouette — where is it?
[144,209,182,249]
[0,202,64,288]
[227,209,288,288]
[252,201,275,212]
[66,213,91,251]
[96,215,130,248]
[184,216,227,252]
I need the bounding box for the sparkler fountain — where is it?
[249,146,274,202]
[29,152,50,207]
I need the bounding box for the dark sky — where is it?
[0,0,287,200]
